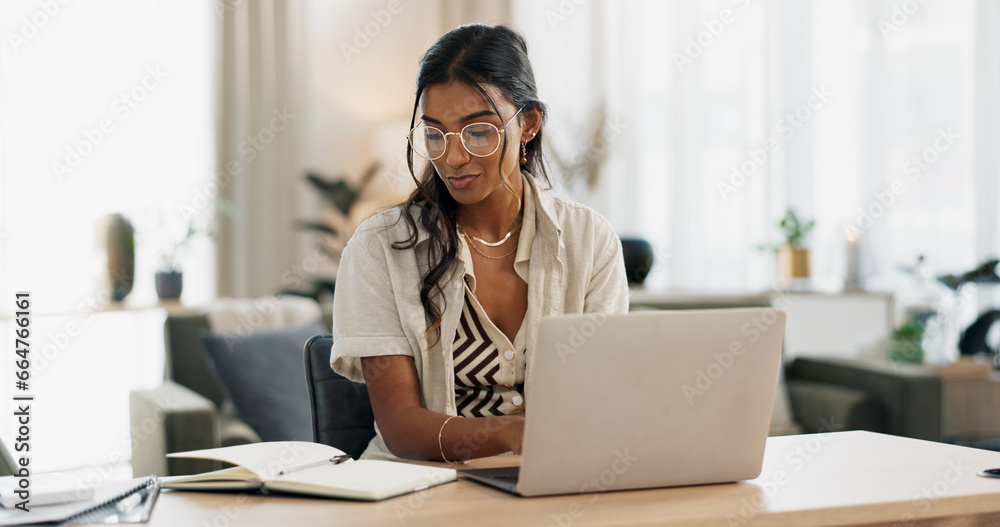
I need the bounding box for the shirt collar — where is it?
[413,169,561,266]
[512,172,536,280]
[457,172,538,291]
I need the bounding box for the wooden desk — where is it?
[136,432,1000,527]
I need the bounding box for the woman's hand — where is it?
[497,416,525,455]
[362,355,527,461]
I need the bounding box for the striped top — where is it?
[451,179,536,418]
[453,289,526,417]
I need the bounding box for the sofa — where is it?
[785,356,941,441]
[629,293,943,441]
[130,297,330,477]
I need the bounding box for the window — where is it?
[0,0,215,472]
[515,0,988,291]
[0,0,217,315]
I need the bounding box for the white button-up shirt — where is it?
[331,171,629,461]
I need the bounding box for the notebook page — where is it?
[168,441,347,479]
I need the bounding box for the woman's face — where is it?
[417,81,534,207]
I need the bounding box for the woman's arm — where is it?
[584,218,630,314]
[361,355,523,461]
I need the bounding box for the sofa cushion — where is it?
[769,366,802,436]
[786,379,887,434]
[199,320,326,442]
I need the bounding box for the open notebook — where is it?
[164,441,456,501]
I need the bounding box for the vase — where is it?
[95,213,135,302]
[156,270,183,300]
[779,246,810,279]
[620,238,654,286]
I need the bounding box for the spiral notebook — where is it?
[0,475,160,526]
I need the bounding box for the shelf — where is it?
[0,299,202,320]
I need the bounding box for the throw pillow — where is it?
[769,363,802,436]
[198,320,328,442]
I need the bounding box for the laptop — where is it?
[459,308,786,497]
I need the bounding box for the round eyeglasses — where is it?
[407,108,523,160]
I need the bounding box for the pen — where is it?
[277,455,351,476]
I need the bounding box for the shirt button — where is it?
[512,395,524,407]
[454,280,462,289]
[503,349,515,360]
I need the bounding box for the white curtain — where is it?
[515,0,778,291]
[513,0,996,293]
[216,0,305,298]
[973,0,1000,311]
[217,0,514,298]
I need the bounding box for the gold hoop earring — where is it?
[520,142,527,165]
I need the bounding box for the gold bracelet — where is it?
[438,415,464,463]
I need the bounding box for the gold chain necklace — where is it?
[460,229,518,260]
[457,197,523,247]
[463,227,516,247]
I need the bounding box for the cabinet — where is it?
[628,289,894,361]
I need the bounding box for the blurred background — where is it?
[1,0,998,475]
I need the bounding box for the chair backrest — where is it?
[303,335,376,459]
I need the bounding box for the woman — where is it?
[331,24,628,462]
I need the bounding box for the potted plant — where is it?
[889,320,925,363]
[776,210,814,279]
[287,162,381,300]
[155,220,195,300]
[155,201,234,300]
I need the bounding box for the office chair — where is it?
[303,335,376,459]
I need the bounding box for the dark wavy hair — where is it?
[393,24,550,343]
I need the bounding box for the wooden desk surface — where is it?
[137,431,1000,527]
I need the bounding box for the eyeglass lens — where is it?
[410,123,501,159]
